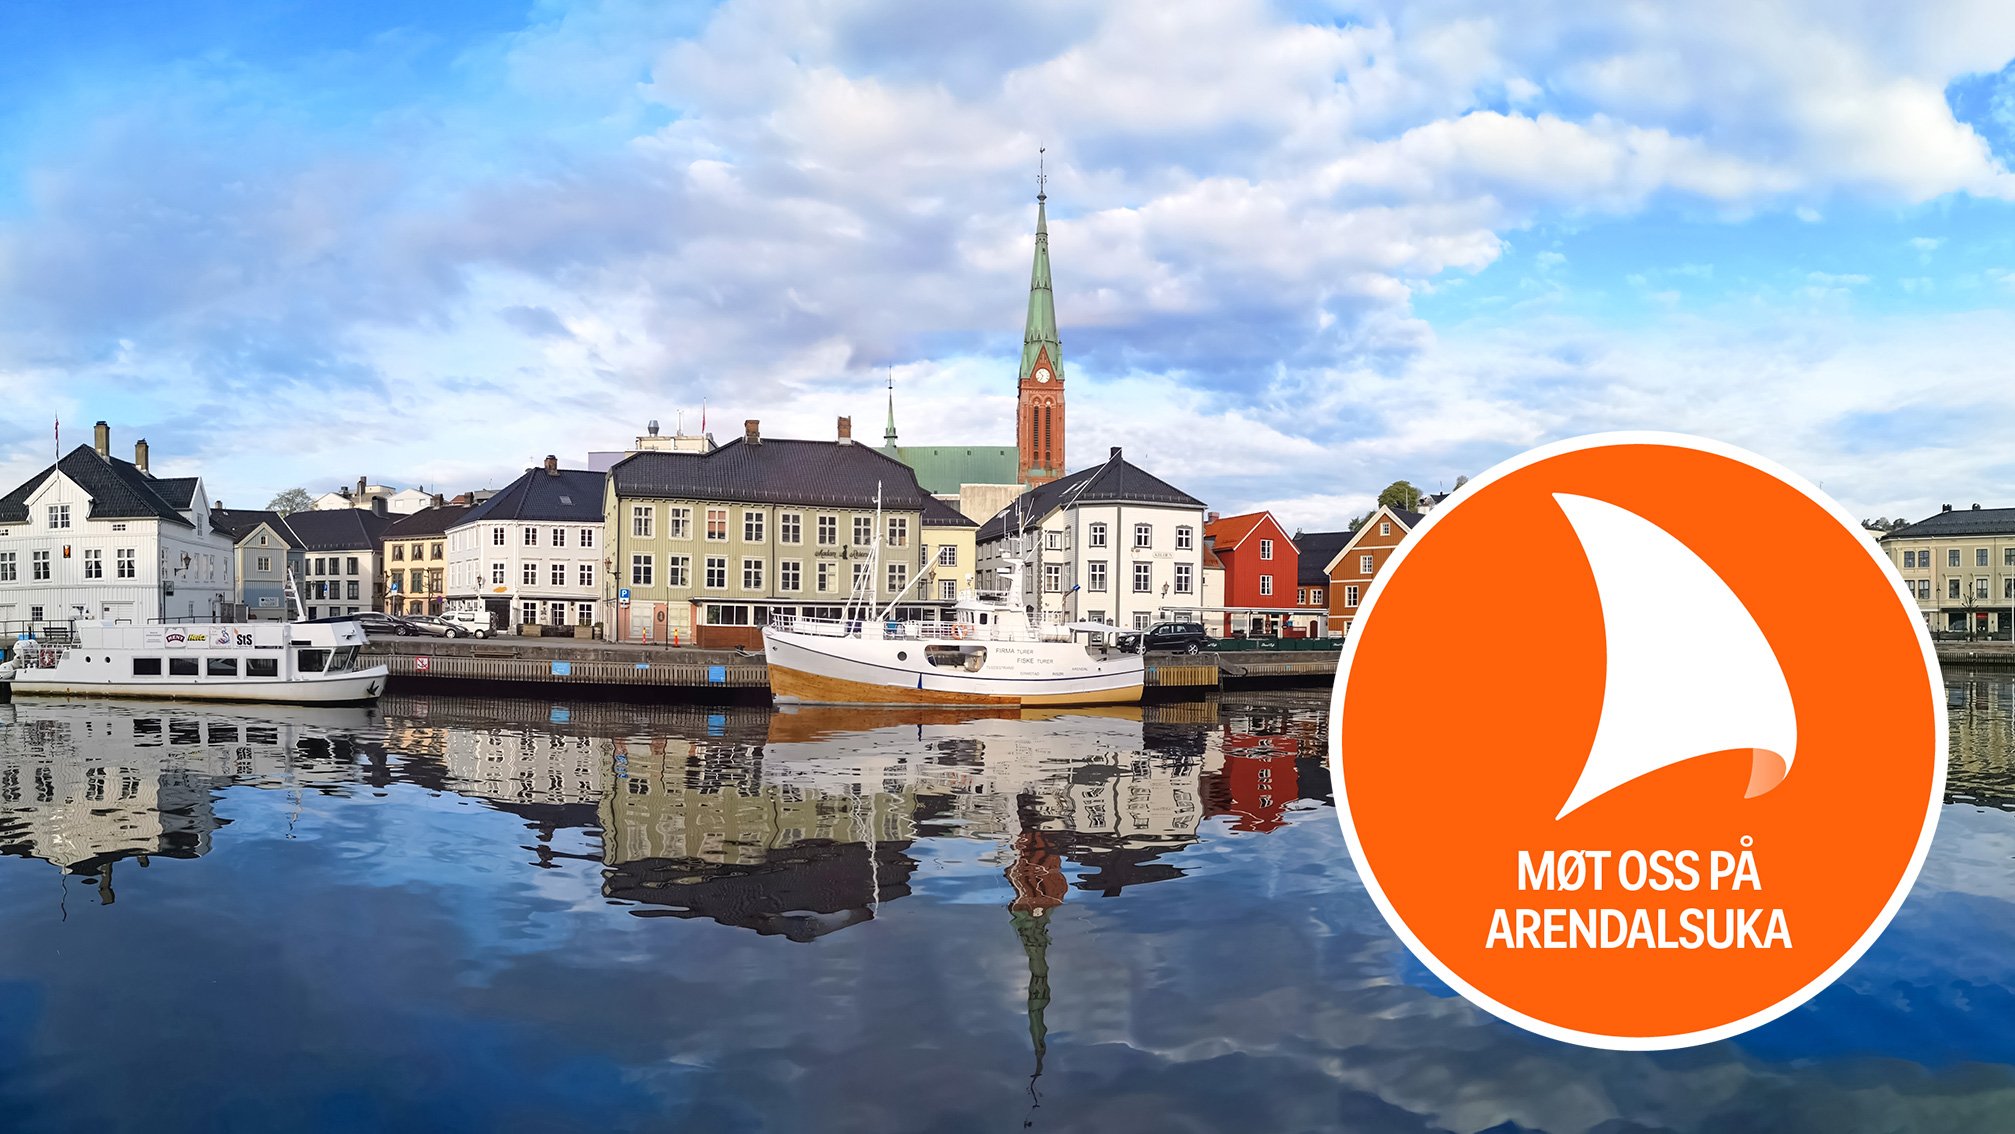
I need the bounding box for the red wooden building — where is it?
[1202,511,1301,637]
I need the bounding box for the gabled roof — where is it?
[1294,530,1353,586]
[1321,506,1423,576]
[921,494,977,529]
[0,444,195,528]
[150,477,201,510]
[1203,511,1285,553]
[461,467,606,525]
[1886,506,2015,540]
[210,508,298,547]
[610,438,935,511]
[282,507,393,552]
[975,449,1205,543]
[384,503,476,539]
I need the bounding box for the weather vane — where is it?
[1037,146,1047,201]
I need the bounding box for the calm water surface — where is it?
[0,676,2013,1132]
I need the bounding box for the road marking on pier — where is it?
[1330,432,1945,1049]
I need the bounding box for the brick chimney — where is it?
[544,454,559,476]
[356,475,367,498]
[432,492,445,508]
[134,438,150,473]
[1207,511,1220,524]
[452,492,472,506]
[744,419,761,445]
[93,420,110,458]
[837,416,852,442]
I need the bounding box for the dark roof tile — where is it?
[975,450,1203,543]
[0,445,195,528]
[1888,507,2015,539]
[461,468,607,525]
[281,508,393,552]
[610,439,933,511]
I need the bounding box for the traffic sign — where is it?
[619,587,631,600]
[414,656,431,672]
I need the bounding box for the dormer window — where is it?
[47,504,70,530]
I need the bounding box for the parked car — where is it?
[402,615,456,638]
[353,612,418,637]
[440,608,494,639]
[1118,621,1211,655]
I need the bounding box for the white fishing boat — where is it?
[0,619,388,705]
[762,490,1143,707]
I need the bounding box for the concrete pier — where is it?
[360,637,1337,698]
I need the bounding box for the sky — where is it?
[3,0,2015,530]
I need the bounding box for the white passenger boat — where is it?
[762,493,1143,707]
[0,620,388,705]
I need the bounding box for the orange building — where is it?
[1323,505,1422,633]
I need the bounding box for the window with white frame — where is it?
[779,513,802,544]
[631,555,653,586]
[1345,584,1360,606]
[1360,553,1374,574]
[1981,548,1992,567]
[1088,523,1108,548]
[1133,523,1151,549]
[492,527,505,546]
[744,511,765,542]
[1950,549,1962,567]
[83,548,102,579]
[852,562,871,590]
[742,558,764,590]
[888,517,908,547]
[706,509,728,540]
[1259,574,1273,596]
[1259,538,1273,560]
[32,550,49,580]
[1088,561,1107,591]
[1379,521,1391,536]
[1132,562,1152,592]
[2,551,19,581]
[937,545,957,566]
[578,602,595,625]
[1045,530,1062,550]
[552,528,567,547]
[1948,578,1961,599]
[1174,563,1193,593]
[1175,526,1193,550]
[491,562,505,584]
[550,563,566,586]
[632,506,654,538]
[887,562,907,592]
[580,528,595,548]
[1297,587,1307,605]
[1044,564,1063,591]
[1904,550,1917,568]
[705,557,727,588]
[853,516,874,546]
[818,515,838,545]
[939,580,957,601]
[523,527,538,546]
[522,562,538,585]
[779,560,801,591]
[1312,588,1323,605]
[578,563,594,587]
[1978,577,1992,599]
[665,556,689,587]
[667,508,690,539]
[817,562,834,592]
[1917,579,1931,600]
[47,504,69,529]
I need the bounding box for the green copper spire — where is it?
[884,369,897,446]
[1018,155,1061,384]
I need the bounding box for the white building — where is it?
[312,478,437,515]
[446,457,608,631]
[0,422,234,629]
[974,447,1208,631]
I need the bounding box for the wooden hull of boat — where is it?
[768,662,1142,707]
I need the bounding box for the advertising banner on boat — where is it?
[1331,432,1946,1050]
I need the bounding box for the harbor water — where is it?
[0,676,2012,1131]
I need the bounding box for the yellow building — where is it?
[1883,504,2015,636]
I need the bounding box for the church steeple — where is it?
[884,370,898,448]
[1016,150,1066,487]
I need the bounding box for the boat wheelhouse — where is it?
[0,619,387,704]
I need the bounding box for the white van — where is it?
[441,608,494,639]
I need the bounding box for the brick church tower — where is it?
[1016,170,1066,486]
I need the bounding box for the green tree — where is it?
[1377,480,1423,512]
[268,487,314,515]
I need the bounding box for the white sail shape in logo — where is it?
[1552,493,1797,820]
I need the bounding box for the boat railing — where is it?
[7,639,72,668]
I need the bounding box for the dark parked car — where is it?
[1118,621,1211,655]
[301,611,417,637]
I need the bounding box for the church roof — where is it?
[882,444,1019,495]
[1020,189,1062,384]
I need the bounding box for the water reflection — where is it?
[1,682,2014,1131]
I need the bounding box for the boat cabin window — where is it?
[207,657,238,677]
[132,658,162,677]
[297,649,331,673]
[327,646,360,673]
[168,657,199,677]
[977,613,989,625]
[925,644,987,672]
[246,657,279,679]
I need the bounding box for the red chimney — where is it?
[837,416,852,442]
[744,419,761,445]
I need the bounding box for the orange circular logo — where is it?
[1331,433,1946,1049]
